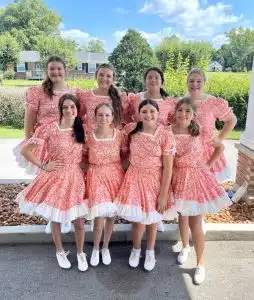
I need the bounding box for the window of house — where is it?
[88,63,96,73]
[77,63,83,71]
[35,63,41,71]
[17,63,26,72]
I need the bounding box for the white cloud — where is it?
[115,7,128,14]
[139,0,243,37]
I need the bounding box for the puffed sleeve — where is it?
[167,97,178,124]
[121,92,132,124]
[76,89,87,122]
[24,123,50,147]
[211,97,234,122]
[161,127,176,156]
[25,87,41,113]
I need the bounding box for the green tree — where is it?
[0,0,61,50]
[86,39,105,53]
[36,35,77,68]
[0,32,20,71]
[109,29,154,92]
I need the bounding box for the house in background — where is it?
[10,51,109,80]
[208,61,223,72]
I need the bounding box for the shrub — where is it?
[3,70,15,80]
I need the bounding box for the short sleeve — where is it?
[161,127,176,156]
[25,87,41,113]
[167,97,178,124]
[123,122,137,135]
[76,89,87,122]
[211,97,234,121]
[24,124,50,147]
[121,92,132,124]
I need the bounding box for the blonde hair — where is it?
[187,68,206,83]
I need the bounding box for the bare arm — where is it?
[207,140,225,168]
[218,113,237,140]
[24,108,37,139]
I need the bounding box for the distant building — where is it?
[208,61,223,72]
[9,50,109,80]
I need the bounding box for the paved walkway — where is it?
[0,139,239,183]
[0,241,253,300]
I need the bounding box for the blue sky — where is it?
[1,0,254,51]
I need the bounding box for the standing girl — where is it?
[15,94,89,271]
[85,102,127,267]
[171,97,232,284]
[77,63,129,131]
[116,99,175,272]
[176,69,237,266]
[14,56,80,174]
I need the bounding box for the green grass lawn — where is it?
[0,125,242,140]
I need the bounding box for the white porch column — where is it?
[235,58,254,202]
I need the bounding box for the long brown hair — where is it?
[95,63,122,124]
[42,56,66,98]
[175,97,200,136]
[58,93,85,143]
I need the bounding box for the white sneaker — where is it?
[177,246,190,264]
[77,253,88,272]
[56,251,71,269]
[90,248,100,267]
[157,221,165,232]
[144,250,156,272]
[194,266,206,285]
[101,248,111,266]
[129,248,141,268]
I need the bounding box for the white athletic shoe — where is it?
[101,248,111,266]
[144,251,156,272]
[77,253,88,272]
[90,248,100,267]
[177,246,190,265]
[129,248,141,268]
[194,266,206,285]
[56,251,71,269]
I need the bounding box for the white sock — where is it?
[133,248,141,253]
[146,250,155,256]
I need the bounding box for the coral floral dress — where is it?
[116,123,175,225]
[13,86,81,174]
[84,129,127,219]
[15,122,89,222]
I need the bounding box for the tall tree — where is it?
[0,0,61,50]
[86,39,105,53]
[0,32,20,71]
[109,29,154,92]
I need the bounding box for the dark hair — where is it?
[94,102,114,117]
[144,67,168,99]
[175,97,200,136]
[128,99,159,141]
[42,56,66,98]
[187,68,206,83]
[95,63,122,124]
[58,93,85,143]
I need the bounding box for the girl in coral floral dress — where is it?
[116,99,175,272]
[14,56,81,176]
[15,94,89,272]
[175,68,237,268]
[171,97,232,285]
[77,63,129,131]
[84,103,127,267]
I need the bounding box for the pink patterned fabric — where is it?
[85,129,127,219]
[14,85,82,174]
[127,92,177,125]
[170,96,234,180]
[77,89,129,130]
[15,122,89,222]
[171,131,232,216]
[116,123,175,224]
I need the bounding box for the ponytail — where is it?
[160,87,168,99]
[128,121,143,144]
[108,84,122,124]
[73,116,85,143]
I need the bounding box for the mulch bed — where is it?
[0,183,253,226]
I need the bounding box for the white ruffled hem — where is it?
[115,202,163,225]
[174,193,232,216]
[88,202,117,219]
[13,143,41,176]
[15,193,89,222]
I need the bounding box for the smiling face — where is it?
[95,105,114,128]
[175,103,195,128]
[139,103,159,125]
[61,99,78,121]
[47,61,66,84]
[187,73,205,97]
[96,67,114,90]
[145,70,163,92]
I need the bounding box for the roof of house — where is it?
[209,61,223,68]
[19,51,109,63]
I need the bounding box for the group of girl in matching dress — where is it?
[14,56,237,285]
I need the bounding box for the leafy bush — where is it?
[3,70,15,80]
